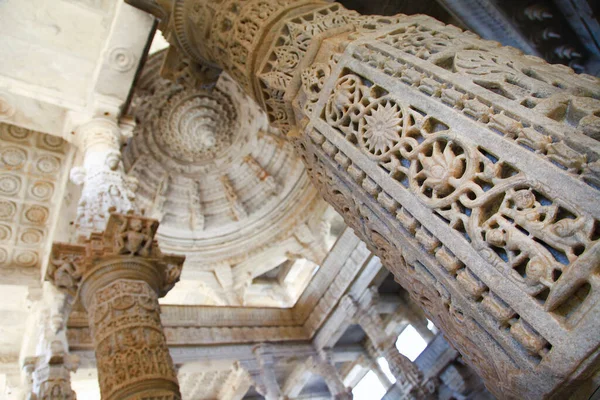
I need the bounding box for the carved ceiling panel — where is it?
[0,123,72,277]
[124,51,339,307]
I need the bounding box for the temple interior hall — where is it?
[0,0,598,399]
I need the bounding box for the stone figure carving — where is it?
[221,175,248,221]
[125,0,600,397]
[115,216,156,257]
[50,255,84,296]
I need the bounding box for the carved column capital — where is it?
[47,213,184,300]
[253,343,286,400]
[307,349,353,400]
[338,294,358,320]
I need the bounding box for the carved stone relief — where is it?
[65,229,370,349]
[125,0,600,397]
[124,51,338,307]
[47,213,185,400]
[0,123,71,275]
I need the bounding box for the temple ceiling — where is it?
[123,51,343,308]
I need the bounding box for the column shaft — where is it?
[87,278,179,400]
[357,312,428,399]
[312,360,352,400]
[253,345,284,400]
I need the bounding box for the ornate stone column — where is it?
[348,290,434,399]
[22,283,78,400]
[363,341,394,391]
[47,213,185,400]
[70,117,138,237]
[307,349,352,400]
[24,340,78,400]
[253,344,286,400]
[127,0,600,397]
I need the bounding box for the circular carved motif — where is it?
[7,125,30,140]
[20,228,43,244]
[0,175,20,195]
[1,147,26,168]
[30,181,54,200]
[0,225,11,241]
[0,200,17,220]
[156,90,238,164]
[42,134,64,149]
[0,248,7,264]
[14,250,38,267]
[109,47,136,72]
[124,51,325,278]
[24,205,49,224]
[359,100,404,157]
[36,155,60,174]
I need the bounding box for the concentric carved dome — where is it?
[157,89,237,164]
[123,52,332,306]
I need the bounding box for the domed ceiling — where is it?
[123,51,339,307]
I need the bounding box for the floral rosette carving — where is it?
[359,101,404,157]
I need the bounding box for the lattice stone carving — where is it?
[0,122,70,274]
[126,0,600,397]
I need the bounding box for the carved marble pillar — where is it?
[127,0,600,397]
[218,362,252,400]
[363,342,394,390]
[350,290,433,399]
[253,344,285,400]
[22,283,77,400]
[308,349,353,400]
[70,117,138,237]
[47,213,185,400]
[389,302,435,344]
[24,340,78,400]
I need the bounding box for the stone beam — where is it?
[74,343,366,371]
